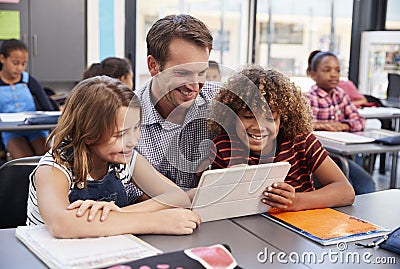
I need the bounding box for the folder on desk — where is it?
[0,111,61,123]
[356,129,400,145]
[23,115,60,125]
[262,208,389,246]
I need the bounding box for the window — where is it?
[386,0,400,30]
[255,0,353,91]
[135,0,250,87]
[260,22,303,44]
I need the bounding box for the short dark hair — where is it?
[0,39,28,70]
[83,57,132,80]
[208,60,220,72]
[146,14,213,69]
[306,50,337,74]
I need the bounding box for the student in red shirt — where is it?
[207,66,355,211]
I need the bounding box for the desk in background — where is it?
[317,133,400,189]
[358,106,400,131]
[0,112,60,132]
[232,189,400,269]
[0,121,57,132]
[381,98,400,109]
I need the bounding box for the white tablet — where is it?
[191,162,291,222]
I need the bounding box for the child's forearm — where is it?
[124,191,192,212]
[295,182,355,211]
[313,121,350,132]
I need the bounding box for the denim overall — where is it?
[0,71,48,148]
[0,72,36,113]
[68,167,129,207]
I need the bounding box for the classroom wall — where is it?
[44,0,126,94]
[87,0,125,66]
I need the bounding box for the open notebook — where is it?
[15,225,161,269]
[191,162,291,222]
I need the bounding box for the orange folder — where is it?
[265,208,389,245]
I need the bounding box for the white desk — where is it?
[1,190,399,268]
[232,189,400,269]
[0,112,60,132]
[317,133,400,189]
[0,121,57,132]
[358,107,400,131]
[0,219,304,269]
[381,98,400,109]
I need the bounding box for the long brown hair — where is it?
[47,76,141,187]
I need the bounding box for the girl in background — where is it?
[306,51,365,132]
[307,50,373,108]
[0,39,54,158]
[306,51,376,194]
[27,76,200,238]
[207,66,354,211]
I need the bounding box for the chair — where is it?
[387,73,400,99]
[0,156,41,229]
[32,87,61,111]
[378,73,400,173]
[364,94,393,174]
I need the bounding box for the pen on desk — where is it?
[373,234,389,246]
[355,234,388,248]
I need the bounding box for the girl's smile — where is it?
[235,110,280,155]
[90,106,140,170]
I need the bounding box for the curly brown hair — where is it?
[208,65,313,141]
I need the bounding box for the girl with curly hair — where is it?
[207,66,354,211]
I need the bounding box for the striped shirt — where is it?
[135,79,219,189]
[307,85,365,132]
[26,151,141,225]
[210,133,329,192]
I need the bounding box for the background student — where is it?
[135,14,219,189]
[306,51,375,194]
[0,39,54,158]
[206,60,221,82]
[207,66,355,211]
[307,50,376,108]
[27,76,200,238]
[83,57,134,89]
[306,51,365,132]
